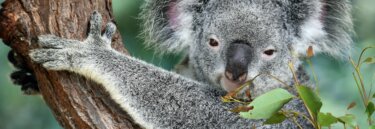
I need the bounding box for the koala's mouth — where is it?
[219,74,248,92]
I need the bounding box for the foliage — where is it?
[223,47,375,129]
[239,88,294,119]
[296,85,322,123]
[317,112,338,127]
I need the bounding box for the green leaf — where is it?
[369,125,375,129]
[338,114,357,128]
[240,88,294,119]
[296,86,322,121]
[317,112,338,127]
[263,112,287,125]
[366,102,375,117]
[373,93,375,99]
[364,57,374,64]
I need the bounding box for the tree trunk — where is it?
[0,0,141,128]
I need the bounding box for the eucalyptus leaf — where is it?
[240,88,294,119]
[296,86,322,121]
[338,114,357,128]
[317,112,338,127]
[366,102,374,117]
[264,112,287,125]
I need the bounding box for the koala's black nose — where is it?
[225,41,252,82]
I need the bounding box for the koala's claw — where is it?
[89,11,103,37]
[102,22,116,44]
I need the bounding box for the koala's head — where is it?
[141,0,353,96]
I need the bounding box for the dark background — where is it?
[0,0,374,128]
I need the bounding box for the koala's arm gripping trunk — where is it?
[0,0,141,129]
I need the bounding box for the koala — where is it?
[25,0,352,128]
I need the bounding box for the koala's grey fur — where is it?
[141,0,352,97]
[29,0,352,128]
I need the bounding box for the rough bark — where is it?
[0,0,141,129]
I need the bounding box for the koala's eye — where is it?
[262,48,277,60]
[263,49,275,56]
[209,38,219,47]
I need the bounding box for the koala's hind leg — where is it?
[8,50,39,95]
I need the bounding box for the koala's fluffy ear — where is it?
[140,0,206,54]
[290,0,353,58]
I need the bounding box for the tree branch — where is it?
[0,0,141,128]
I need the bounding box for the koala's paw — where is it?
[8,50,40,95]
[10,70,39,95]
[29,11,116,71]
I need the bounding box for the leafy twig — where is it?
[288,62,300,86]
[356,46,374,68]
[283,110,316,128]
[350,58,368,106]
[351,72,367,107]
[306,59,319,94]
[305,46,319,94]
[264,73,292,91]
[291,115,303,129]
